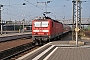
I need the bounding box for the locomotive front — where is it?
[32,18,51,44]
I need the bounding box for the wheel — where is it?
[32,40,36,45]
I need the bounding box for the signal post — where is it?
[69,0,84,46]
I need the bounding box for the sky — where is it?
[0,0,90,21]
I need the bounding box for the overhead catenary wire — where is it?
[1,0,45,20]
[2,4,42,20]
[2,0,72,20]
[46,2,72,20]
[24,0,44,11]
[1,0,90,21]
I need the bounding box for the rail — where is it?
[0,42,35,60]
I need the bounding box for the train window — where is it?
[34,21,48,27]
[34,22,41,27]
[52,22,53,27]
[42,21,49,27]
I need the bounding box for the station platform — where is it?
[17,35,90,60]
[0,32,32,42]
[0,32,32,37]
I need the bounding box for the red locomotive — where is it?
[32,16,71,45]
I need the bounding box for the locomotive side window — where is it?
[52,22,53,27]
[42,22,49,27]
[34,22,41,27]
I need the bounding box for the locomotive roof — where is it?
[44,16,62,24]
[52,20,62,24]
[35,19,62,24]
[34,16,62,24]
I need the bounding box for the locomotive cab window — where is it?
[42,21,49,27]
[34,21,49,27]
[34,22,41,27]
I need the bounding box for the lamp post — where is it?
[22,3,26,33]
[14,20,16,31]
[22,14,25,33]
[22,19,25,33]
[0,4,3,35]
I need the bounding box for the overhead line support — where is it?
[72,0,82,46]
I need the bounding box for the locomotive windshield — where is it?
[42,22,48,27]
[34,21,49,27]
[34,22,41,27]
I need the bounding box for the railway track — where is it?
[0,42,36,60]
[0,37,43,60]
[0,36,32,60]
[0,40,54,59]
[0,31,71,60]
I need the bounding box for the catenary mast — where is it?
[72,0,82,46]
